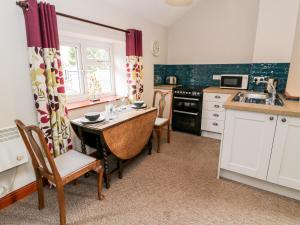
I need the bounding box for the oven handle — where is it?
[173,110,199,116]
[173,96,199,101]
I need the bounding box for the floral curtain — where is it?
[126,29,144,102]
[22,0,72,157]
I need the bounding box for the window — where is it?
[60,37,115,102]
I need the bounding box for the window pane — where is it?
[60,45,81,95]
[86,66,112,94]
[86,47,110,61]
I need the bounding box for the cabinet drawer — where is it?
[203,101,225,112]
[204,93,230,103]
[201,119,224,133]
[202,110,225,121]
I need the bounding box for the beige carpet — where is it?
[1,132,300,225]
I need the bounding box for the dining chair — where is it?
[15,120,104,225]
[152,90,173,153]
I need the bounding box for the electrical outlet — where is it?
[213,75,221,80]
[253,76,266,83]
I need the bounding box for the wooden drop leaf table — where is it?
[71,107,157,189]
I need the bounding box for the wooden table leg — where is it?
[78,127,87,154]
[148,133,153,155]
[96,137,110,188]
[79,128,89,177]
[117,160,123,179]
[102,146,110,189]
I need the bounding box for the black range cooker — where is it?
[172,86,205,135]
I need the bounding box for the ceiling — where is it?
[101,0,200,27]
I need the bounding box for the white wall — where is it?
[286,2,300,96]
[0,0,167,199]
[167,0,300,65]
[0,0,37,199]
[252,0,299,63]
[167,0,260,64]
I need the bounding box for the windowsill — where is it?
[67,96,122,111]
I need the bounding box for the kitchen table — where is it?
[71,106,157,188]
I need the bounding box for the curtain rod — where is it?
[16,1,130,34]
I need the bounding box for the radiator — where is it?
[0,126,29,173]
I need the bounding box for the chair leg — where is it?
[37,176,45,210]
[97,167,105,200]
[155,128,161,153]
[56,185,66,225]
[167,123,171,144]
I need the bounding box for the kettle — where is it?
[166,76,177,85]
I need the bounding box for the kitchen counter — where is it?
[203,87,300,117]
[203,86,241,95]
[154,84,178,90]
[225,95,300,117]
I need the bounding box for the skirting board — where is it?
[220,169,300,201]
[0,181,37,210]
[201,131,222,140]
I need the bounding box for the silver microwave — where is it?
[220,74,249,90]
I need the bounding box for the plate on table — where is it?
[131,103,147,109]
[80,116,105,124]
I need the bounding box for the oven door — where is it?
[172,110,201,135]
[220,76,243,89]
[173,96,200,113]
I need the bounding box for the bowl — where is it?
[133,101,144,108]
[84,112,101,121]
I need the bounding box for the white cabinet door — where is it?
[221,110,277,180]
[267,116,300,190]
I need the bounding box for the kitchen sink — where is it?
[243,93,269,100]
[232,92,284,106]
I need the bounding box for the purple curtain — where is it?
[126,29,144,102]
[22,0,72,157]
[126,29,143,57]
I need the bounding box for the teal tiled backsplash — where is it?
[154,63,290,92]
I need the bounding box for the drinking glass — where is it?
[105,102,114,120]
[120,96,127,110]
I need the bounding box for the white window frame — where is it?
[60,36,116,103]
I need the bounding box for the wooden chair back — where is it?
[152,90,172,120]
[15,120,61,182]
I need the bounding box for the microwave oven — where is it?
[220,74,249,90]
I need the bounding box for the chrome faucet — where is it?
[253,77,277,104]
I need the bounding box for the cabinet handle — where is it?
[213,113,219,117]
[215,95,221,99]
[214,105,220,108]
[281,118,287,123]
[269,116,274,121]
[212,122,218,126]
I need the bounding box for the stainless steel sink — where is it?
[232,92,284,106]
[243,93,269,100]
